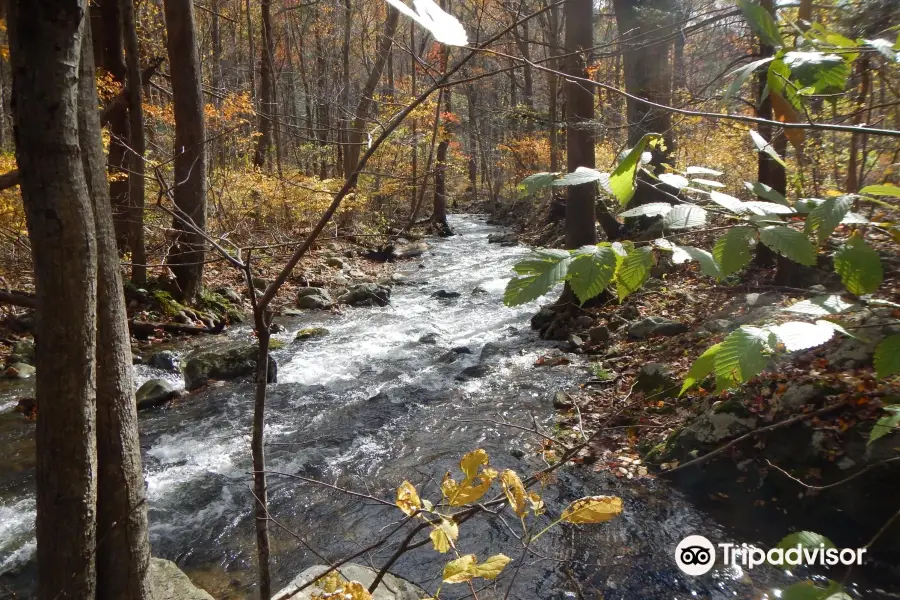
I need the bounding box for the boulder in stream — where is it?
[150,558,214,600]
[8,339,35,366]
[148,350,179,372]
[182,342,277,391]
[296,327,329,341]
[136,379,181,410]
[297,287,334,310]
[5,362,35,379]
[627,316,689,340]
[273,564,425,600]
[338,283,391,307]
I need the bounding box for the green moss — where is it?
[152,290,187,317]
[268,339,286,350]
[295,327,329,341]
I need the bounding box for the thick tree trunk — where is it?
[253,0,275,169]
[120,0,147,284]
[563,0,600,247]
[163,0,208,302]
[342,7,400,178]
[78,20,153,600]
[8,3,99,598]
[612,0,677,206]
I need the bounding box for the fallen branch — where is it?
[0,290,35,308]
[128,319,225,338]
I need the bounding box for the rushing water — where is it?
[0,216,877,599]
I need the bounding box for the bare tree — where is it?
[163,0,208,301]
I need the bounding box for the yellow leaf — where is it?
[500,469,527,517]
[311,579,373,600]
[444,469,497,506]
[396,481,421,516]
[459,449,489,480]
[471,554,511,580]
[560,495,623,524]
[442,554,476,583]
[315,571,342,593]
[528,492,545,516]
[429,518,458,553]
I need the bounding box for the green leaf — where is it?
[804,195,853,244]
[833,235,883,296]
[744,200,795,215]
[685,166,723,177]
[784,294,855,317]
[567,246,617,304]
[518,172,557,198]
[776,531,836,553]
[783,51,851,93]
[714,326,773,389]
[737,0,783,48]
[780,582,833,600]
[672,245,723,278]
[664,205,708,229]
[504,249,571,307]
[869,407,900,445]
[750,130,786,168]
[680,343,722,396]
[609,133,662,206]
[768,321,835,352]
[614,246,653,301]
[759,226,817,266]
[691,178,726,189]
[619,202,673,218]
[722,57,775,106]
[713,227,757,275]
[552,166,604,187]
[745,180,789,205]
[709,191,747,214]
[875,334,900,379]
[859,183,900,197]
[658,173,690,189]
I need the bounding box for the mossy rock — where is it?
[295,327,329,341]
[182,342,277,391]
[152,290,189,318]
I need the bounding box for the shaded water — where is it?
[0,216,873,599]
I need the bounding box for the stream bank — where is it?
[0,215,890,599]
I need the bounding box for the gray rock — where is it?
[281,308,305,317]
[333,273,350,286]
[701,319,734,334]
[567,334,584,350]
[393,241,428,258]
[136,379,180,410]
[148,350,179,372]
[251,277,269,291]
[326,256,346,269]
[391,273,407,284]
[574,315,595,329]
[344,249,355,259]
[457,364,490,379]
[174,311,192,324]
[419,332,440,344]
[215,287,244,304]
[588,326,610,344]
[438,351,459,363]
[338,283,391,307]
[273,564,425,600]
[471,285,489,295]
[295,327,329,341]
[683,399,758,445]
[347,269,366,279]
[627,316,689,340]
[296,287,334,310]
[531,307,556,331]
[452,346,473,354]
[487,232,518,245]
[183,342,277,391]
[150,558,214,600]
[432,290,461,299]
[5,362,35,379]
[826,311,900,368]
[633,363,678,397]
[745,292,778,307]
[8,339,35,365]
[779,384,820,411]
[480,342,504,363]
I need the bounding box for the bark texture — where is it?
[253,0,275,168]
[8,2,99,598]
[163,0,208,301]
[79,19,153,600]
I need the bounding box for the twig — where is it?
[766,456,900,491]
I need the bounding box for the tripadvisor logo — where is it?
[675,535,866,576]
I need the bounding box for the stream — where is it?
[0,215,872,599]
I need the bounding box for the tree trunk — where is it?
[250,305,273,600]
[8,3,99,598]
[612,0,677,206]
[563,0,601,247]
[253,0,274,169]
[163,0,208,302]
[78,19,153,600]
[120,0,147,284]
[342,7,400,178]
[431,139,452,235]
[94,0,134,252]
